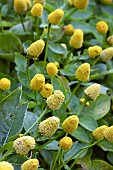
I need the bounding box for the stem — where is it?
[56,75,66,100]
[19,14,26,32]
[43,23,51,70]
[69,55,81,64]
[23,107,48,136]
[76,97,87,117]
[35,16,40,40]
[59,139,103,170]
[51,147,61,170]
[90,71,113,81]
[0,13,3,33]
[0,149,14,161]
[91,57,100,67]
[61,8,76,24]
[27,56,31,83]
[65,82,81,109]
[65,48,74,64]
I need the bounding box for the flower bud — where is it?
[39,116,60,137]
[0,161,14,170]
[88,46,102,58]
[13,136,35,155]
[64,24,74,35]
[96,21,108,34]
[92,125,108,140]
[69,29,84,49]
[104,126,113,142]
[14,0,27,13]
[26,39,45,59]
[21,159,39,170]
[30,74,45,92]
[74,0,89,9]
[31,3,43,17]
[100,0,112,4]
[48,9,64,25]
[25,0,31,10]
[62,115,79,133]
[40,83,53,98]
[0,78,11,91]
[59,136,73,150]
[54,61,59,68]
[46,90,65,110]
[100,47,113,62]
[84,83,100,101]
[107,35,113,45]
[76,63,90,82]
[34,0,45,6]
[46,63,58,76]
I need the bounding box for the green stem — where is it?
[90,71,113,81]
[56,75,66,100]
[76,97,87,117]
[69,55,81,64]
[0,149,14,161]
[51,147,61,170]
[91,57,100,67]
[43,23,51,70]
[65,48,74,64]
[61,8,76,24]
[23,107,48,136]
[19,14,26,32]
[59,139,103,170]
[35,16,39,40]
[27,56,31,83]
[65,82,81,109]
[0,13,3,33]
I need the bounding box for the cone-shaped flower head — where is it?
[13,136,35,155]
[96,21,108,34]
[0,78,11,91]
[40,83,53,98]
[34,0,45,5]
[69,29,84,49]
[21,159,39,170]
[31,3,43,16]
[100,0,112,4]
[100,47,113,62]
[46,90,65,110]
[88,46,102,58]
[26,39,45,59]
[64,24,74,35]
[107,35,113,45]
[59,136,73,150]
[30,74,45,92]
[48,9,64,25]
[0,161,14,170]
[14,0,27,13]
[76,63,90,82]
[92,125,108,140]
[74,0,89,9]
[62,115,79,133]
[25,0,31,10]
[104,126,113,142]
[39,116,60,137]
[46,62,58,76]
[84,83,100,101]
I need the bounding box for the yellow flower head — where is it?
[25,0,31,10]
[31,3,43,17]
[92,125,108,140]
[13,136,35,155]
[46,62,58,76]
[14,0,27,13]
[69,29,84,49]
[64,24,74,35]
[74,0,89,9]
[84,83,100,101]
[0,78,11,91]
[88,46,102,58]
[21,159,39,170]
[34,0,45,6]
[48,9,64,25]
[107,35,113,45]
[86,101,90,106]
[59,136,73,150]
[46,90,65,110]
[100,47,113,62]
[40,83,53,98]
[26,39,45,59]
[30,74,45,92]
[39,116,60,137]
[104,126,113,142]
[76,63,90,82]
[62,115,79,133]
[100,0,112,4]
[0,161,14,170]
[68,0,74,6]
[96,21,108,34]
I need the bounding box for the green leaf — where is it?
[107,152,113,164]
[43,140,58,150]
[60,64,78,76]
[0,33,23,61]
[48,43,67,56]
[0,87,22,146]
[79,114,98,131]
[89,160,113,170]
[84,94,111,120]
[70,10,93,21]
[98,140,113,152]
